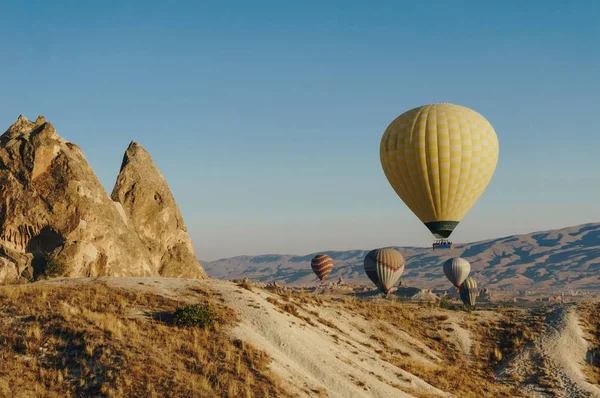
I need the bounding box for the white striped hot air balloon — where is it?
[363,248,405,294]
[443,257,471,287]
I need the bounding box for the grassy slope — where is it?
[0,281,289,398]
[263,287,547,397]
[0,278,597,397]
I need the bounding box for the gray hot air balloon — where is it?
[363,248,405,294]
[443,257,470,287]
[363,249,380,287]
[459,277,478,307]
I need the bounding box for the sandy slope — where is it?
[442,315,473,355]
[53,277,448,397]
[36,277,600,397]
[209,281,448,398]
[498,305,600,398]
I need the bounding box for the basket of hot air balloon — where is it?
[380,103,499,249]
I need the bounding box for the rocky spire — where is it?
[0,115,156,282]
[111,141,207,278]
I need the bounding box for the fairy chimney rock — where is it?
[0,116,156,281]
[111,141,207,278]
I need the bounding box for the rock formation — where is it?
[0,115,207,282]
[410,289,440,303]
[111,142,206,278]
[479,288,494,302]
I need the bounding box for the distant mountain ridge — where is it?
[203,223,600,291]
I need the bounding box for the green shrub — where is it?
[44,257,68,278]
[173,304,217,328]
[439,298,457,311]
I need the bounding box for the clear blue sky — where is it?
[1,1,598,260]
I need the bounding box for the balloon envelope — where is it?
[459,277,478,306]
[364,248,405,294]
[380,103,499,238]
[443,257,471,287]
[363,249,380,287]
[311,254,334,281]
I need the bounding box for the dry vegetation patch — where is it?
[358,304,517,397]
[465,307,546,367]
[0,281,289,398]
[236,279,254,292]
[577,302,600,384]
[274,290,544,397]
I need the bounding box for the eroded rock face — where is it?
[479,288,494,302]
[111,142,207,278]
[0,116,159,281]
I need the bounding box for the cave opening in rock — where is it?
[26,226,65,278]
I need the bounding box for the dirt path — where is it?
[201,279,449,398]
[498,305,600,398]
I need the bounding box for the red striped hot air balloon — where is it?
[311,254,334,281]
[364,248,405,294]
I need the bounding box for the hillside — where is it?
[203,223,600,292]
[2,277,599,397]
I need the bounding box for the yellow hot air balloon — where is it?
[380,103,499,239]
[459,276,478,307]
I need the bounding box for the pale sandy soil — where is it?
[497,305,600,398]
[43,277,447,397]
[36,277,600,398]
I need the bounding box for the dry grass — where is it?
[237,279,254,292]
[191,285,558,397]
[464,307,545,368]
[275,290,520,397]
[307,386,327,397]
[577,302,600,384]
[265,296,320,328]
[258,289,588,396]
[0,281,290,398]
[311,292,559,396]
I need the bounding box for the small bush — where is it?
[43,257,67,278]
[439,298,456,310]
[173,304,218,328]
[237,279,253,292]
